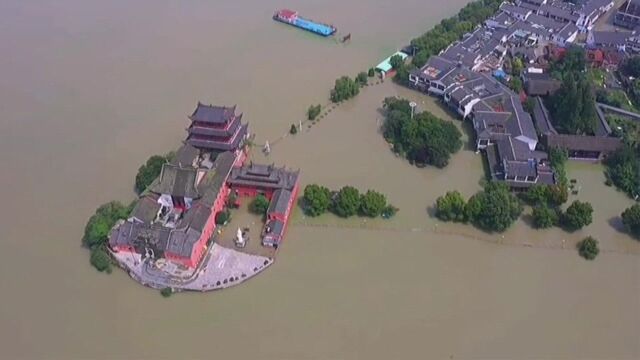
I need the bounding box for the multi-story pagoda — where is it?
[186,103,249,152]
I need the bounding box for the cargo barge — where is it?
[273,9,337,37]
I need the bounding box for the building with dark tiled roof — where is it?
[545,133,622,159]
[523,72,562,96]
[615,0,640,29]
[186,103,249,152]
[587,30,632,51]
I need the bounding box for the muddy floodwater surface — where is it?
[0,1,638,359]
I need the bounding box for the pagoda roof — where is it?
[187,123,248,151]
[190,102,237,124]
[188,114,242,138]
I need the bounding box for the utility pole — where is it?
[410,101,417,119]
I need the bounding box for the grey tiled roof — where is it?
[130,194,161,223]
[150,164,200,198]
[228,163,300,191]
[591,31,631,46]
[190,103,237,124]
[267,189,292,215]
[545,134,623,153]
[532,96,558,135]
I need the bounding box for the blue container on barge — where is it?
[273,9,337,37]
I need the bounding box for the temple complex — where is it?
[108,103,300,290]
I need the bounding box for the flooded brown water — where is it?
[1,1,639,359]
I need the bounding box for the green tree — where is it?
[382,204,399,218]
[90,247,112,273]
[307,104,322,120]
[435,191,467,222]
[523,184,549,205]
[511,57,524,76]
[302,184,332,217]
[621,204,640,239]
[360,190,387,217]
[605,145,640,197]
[389,54,405,70]
[577,236,599,260]
[622,56,640,78]
[332,186,361,218]
[331,76,360,102]
[356,72,368,86]
[547,184,569,206]
[509,77,523,93]
[83,201,131,249]
[532,205,558,229]
[160,287,173,297]
[382,97,462,168]
[135,155,168,194]
[368,68,375,77]
[548,73,596,135]
[562,200,593,231]
[466,182,523,232]
[250,194,270,215]
[215,209,231,225]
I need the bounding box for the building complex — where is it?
[408,0,628,189]
[109,103,299,272]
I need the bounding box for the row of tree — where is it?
[409,0,504,68]
[531,200,593,231]
[382,97,462,168]
[604,145,640,198]
[435,182,523,232]
[302,184,398,218]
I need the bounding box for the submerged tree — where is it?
[250,194,270,216]
[302,184,332,217]
[465,182,523,232]
[532,205,558,229]
[578,236,599,260]
[332,186,361,218]
[435,191,467,222]
[562,200,593,231]
[135,154,170,194]
[331,76,360,102]
[621,204,640,239]
[360,190,387,217]
[382,97,462,168]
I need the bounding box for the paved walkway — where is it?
[112,243,273,292]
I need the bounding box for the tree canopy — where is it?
[547,72,597,135]
[532,205,559,229]
[331,76,360,102]
[135,154,170,194]
[302,184,332,217]
[578,236,599,260]
[250,194,270,215]
[90,247,112,273]
[562,200,593,231]
[356,72,368,86]
[382,97,462,168]
[604,145,640,198]
[465,182,523,232]
[622,56,640,78]
[389,54,405,70]
[621,204,640,239]
[435,191,467,222]
[307,104,322,120]
[83,201,132,249]
[360,190,387,217]
[333,186,361,218]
